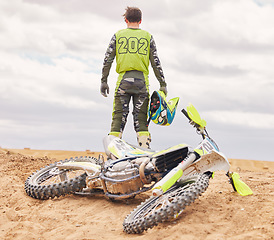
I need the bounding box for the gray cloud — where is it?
[0,0,273,161]
[173,57,246,77]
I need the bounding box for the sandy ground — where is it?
[0,148,273,240]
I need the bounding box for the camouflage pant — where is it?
[110,71,149,134]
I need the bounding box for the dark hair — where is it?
[123,7,142,22]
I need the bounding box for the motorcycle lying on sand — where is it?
[25,104,252,234]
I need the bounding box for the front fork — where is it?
[152,152,197,196]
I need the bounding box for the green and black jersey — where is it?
[101,28,166,88]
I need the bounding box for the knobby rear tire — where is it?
[123,173,210,234]
[24,156,99,200]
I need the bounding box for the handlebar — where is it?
[181,108,206,137]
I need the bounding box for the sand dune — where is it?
[0,148,273,240]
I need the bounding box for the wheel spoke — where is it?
[135,192,178,219]
[38,168,85,186]
[59,172,68,181]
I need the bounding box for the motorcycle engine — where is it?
[104,160,143,195]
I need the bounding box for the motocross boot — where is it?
[137,131,151,149]
[109,131,123,138]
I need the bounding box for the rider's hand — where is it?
[159,86,167,96]
[100,82,109,97]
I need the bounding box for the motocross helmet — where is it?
[148,91,179,126]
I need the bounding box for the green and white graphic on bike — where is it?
[24,103,253,234]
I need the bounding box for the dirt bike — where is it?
[24,104,252,234]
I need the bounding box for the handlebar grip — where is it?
[181,109,191,120]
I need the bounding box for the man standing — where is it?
[100,6,167,149]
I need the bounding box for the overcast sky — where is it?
[1,0,273,162]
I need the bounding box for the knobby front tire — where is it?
[123,173,210,234]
